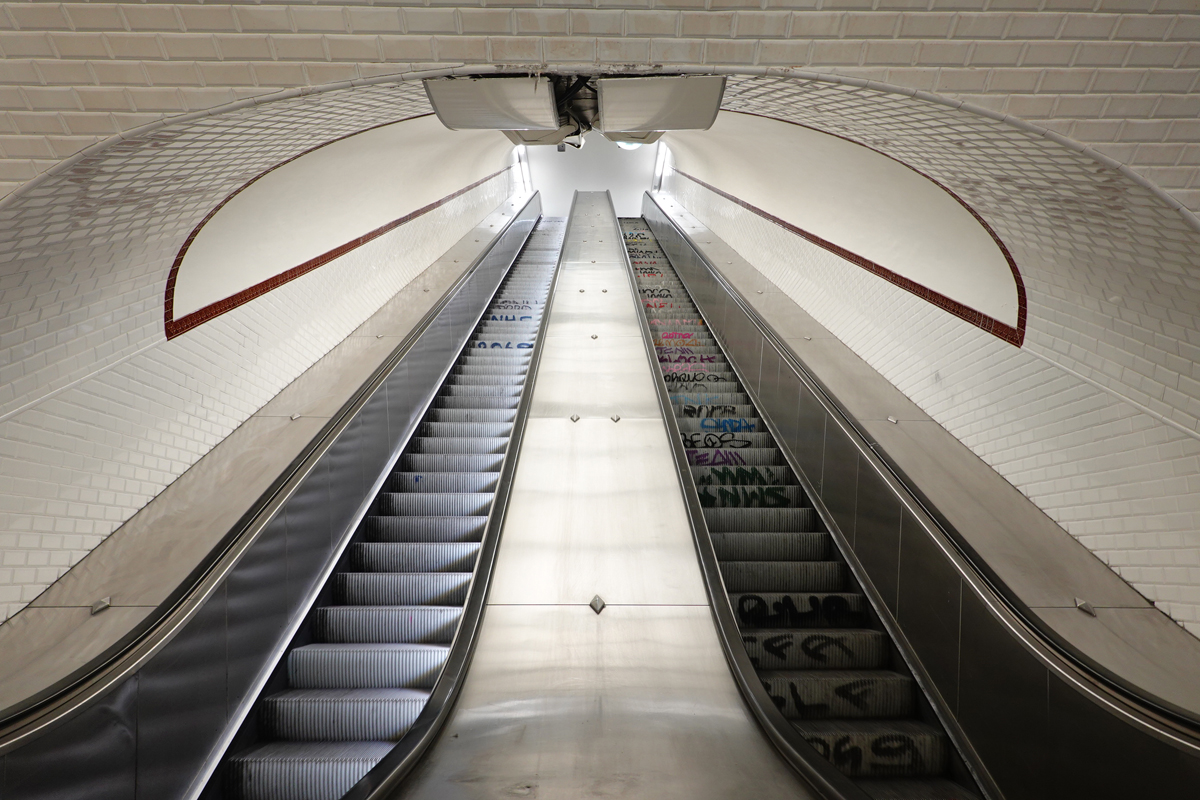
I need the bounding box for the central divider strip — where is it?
[386,191,824,800]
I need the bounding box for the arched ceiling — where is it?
[2,67,1198,438]
[0,1,1196,211]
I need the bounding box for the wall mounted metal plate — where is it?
[425,77,560,131]
[596,76,725,133]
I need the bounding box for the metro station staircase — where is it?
[621,218,981,800]
[222,219,564,800]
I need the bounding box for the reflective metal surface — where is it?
[392,193,818,800]
[0,194,543,799]
[0,197,537,723]
[396,606,812,800]
[642,191,1200,797]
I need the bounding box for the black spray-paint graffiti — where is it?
[697,485,788,508]
[680,432,752,449]
[694,465,775,485]
[686,448,748,466]
[736,593,863,629]
[679,404,738,418]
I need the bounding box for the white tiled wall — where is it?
[0,4,1197,213]
[0,78,515,622]
[663,171,1200,638]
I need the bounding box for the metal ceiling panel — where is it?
[596,76,726,133]
[425,77,560,131]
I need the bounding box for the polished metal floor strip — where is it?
[391,192,820,800]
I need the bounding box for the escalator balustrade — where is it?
[224,219,564,800]
[621,218,980,800]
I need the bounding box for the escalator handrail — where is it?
[611,195,874,800]
[0,191,541,756]
[641,190,1200,751]
[631,200,998,799]
[342,199,572,800]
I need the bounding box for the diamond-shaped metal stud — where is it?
[611,415,620,423]
[589,595,606,615]
[591,334,598,339]
[579,289,585,293]
[1075,598,1097,617]
[91,597,111,615]
[570,414,580,422]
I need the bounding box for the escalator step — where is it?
[730,594,871,629]
[438,385,523,397]
[431,396,520,410]
[466,341,535,352]
[672,392,751,406]
[677,417,763,433]
[399,454,505,472]
[741,629,888,669]
[459,358,530,368]
[407,436,509,454]
[452,365,529,376]
[288,643,447,689]
[692,465,797,485]
[680,432,774,450]
[229,741,393,800]
[362,516,487,543]
[427,408,516,423]
[697,484,804,508]
[662,374,739,389]
[313,605,461,644]
[791,720,949,779]
[389,472,499,493]
[721,560,845,592]
[657,346,724,355]
[443,375,525,387]
[336,572,472,605]
[705,507,818,532]
[377,492,494,516]
[351,542,480,572]
[416,421,514,438]
[676,403,760,419]
[760,670,915,719]
[711,531,827,561]
[261,689,430,741]
[686,447,785,467]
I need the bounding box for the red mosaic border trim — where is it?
[672,122,1026,348]
[164,115,510,340]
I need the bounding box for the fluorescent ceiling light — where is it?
[424,77,559,131]
[597,76,725,133]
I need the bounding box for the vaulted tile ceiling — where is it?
[0,1,1197,211]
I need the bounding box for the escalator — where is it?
[220,219,564,800]
[621,218,982,800]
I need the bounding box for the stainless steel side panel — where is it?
[394,192,818,800]
[642,191,1200,799]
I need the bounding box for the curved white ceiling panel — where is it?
[170,114,512,331]
[665,111,1023,336]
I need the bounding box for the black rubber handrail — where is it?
[0,192,542,756]
[342,198,572,800]
[641,190,1200,754]
[611,194,873,800]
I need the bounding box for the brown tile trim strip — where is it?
[673,119,1026,348]
[163,113,510,340]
